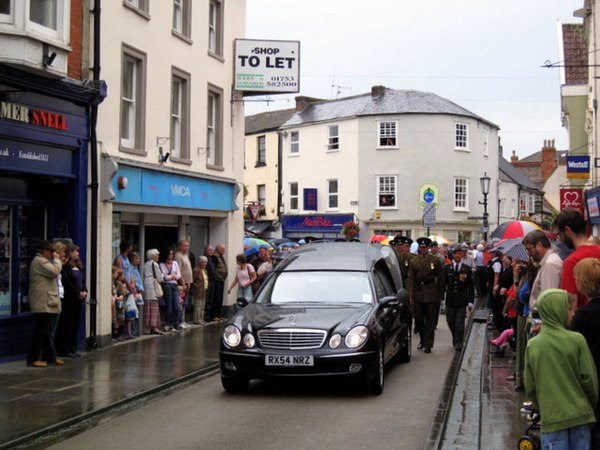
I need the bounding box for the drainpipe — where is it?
[87,0,101,350]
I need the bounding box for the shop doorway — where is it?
[145,226,178,256]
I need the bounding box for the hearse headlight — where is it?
[223,325,241,348]
[329,334,342,349]
[243,333,256,349]
[345,326,368,349]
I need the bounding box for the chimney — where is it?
[511,150,519,163]
[540,139,557,181]
[294,96,322,112]
[371,85,385,98]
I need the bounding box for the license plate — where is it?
[265,355,314,366]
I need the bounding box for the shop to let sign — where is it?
[235,39,300,94]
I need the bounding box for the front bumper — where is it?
[219,348,377,380]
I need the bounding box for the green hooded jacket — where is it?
[524,288,598,433]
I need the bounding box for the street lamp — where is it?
[479,172,491,241]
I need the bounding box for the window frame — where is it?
[123,0,150,18]
[377,121,398,148]
[327,125,339,151]
[289,131,299,155]
[119,44,147,154]
[208,0,223,58]
[172,0,191,42]
[0,0,11,23]
[26,0,69,43]
[327,179,339,210]
[257,184,266,216]
[206,84,224,169]
[455,122,469,151]
[289,182,299,211]
[170,68,190,162]
[377,175,397,209]
[453,177,468,211]
[256,135,266,166]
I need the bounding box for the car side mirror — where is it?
[380,295,400,307]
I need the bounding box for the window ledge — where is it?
[377,206,398,210]
[453,208,469,213]
[208,51,225,63]
[206,163,224,171]
[172,30,193,45]
[326,148,340,153]
[170,156,192,165]
[288,153,300,157]
[454,147,470,152]
[119,145,147,157]
[254,162,266,168]
[376,146,399,150]
[123,2,151,20]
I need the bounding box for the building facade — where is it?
[0,0,105,358]
[278,86,500,243]
[96,0,246,346]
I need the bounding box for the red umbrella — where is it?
[369,234,389,243]
[489,220,541,240]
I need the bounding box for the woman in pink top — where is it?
[227,254,257,303]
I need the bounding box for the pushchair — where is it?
[517,411,540,450]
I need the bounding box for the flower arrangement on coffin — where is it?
[341,221,360,240]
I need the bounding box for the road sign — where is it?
[422,203,436,228]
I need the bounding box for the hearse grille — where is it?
[258,329,327,350]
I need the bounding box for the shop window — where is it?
[208,0,223,57]
[206,84,223,168]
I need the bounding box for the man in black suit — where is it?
[444,245,475,351]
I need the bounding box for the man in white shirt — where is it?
[523,230,563,313]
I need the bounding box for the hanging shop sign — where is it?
[303,188,317,211]
[566,155,590,179]
[234,39,300,94]
[559,188,584,214]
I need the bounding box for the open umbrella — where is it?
[489,220,541,240]
[269,238,293,246]
[243,237,271,249]
[428,235,451,246]
[369,234,388,243]
[494,238,529,262]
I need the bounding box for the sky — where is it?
[245,0,583,159]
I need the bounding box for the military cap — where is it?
[416,237,432,247]
[390,235,405,246]
[404,237,413,245]
[460,244,469,251]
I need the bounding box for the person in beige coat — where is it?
[27,240,63,367]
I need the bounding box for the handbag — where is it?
[152,263,164,298]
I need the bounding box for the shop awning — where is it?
[244,220,274,236]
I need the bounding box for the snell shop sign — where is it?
[235,39,300,93]
[0,100,68,131]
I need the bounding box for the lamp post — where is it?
[479,172,491,241]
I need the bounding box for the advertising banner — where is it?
[303,188,317,211]
[235,39,300,93]
[559,188,584,214]
[566,155,590,179]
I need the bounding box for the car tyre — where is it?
[396,321,412,363]
[221,376,249,393]
[366,344,384,395]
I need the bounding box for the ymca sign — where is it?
[560,188,584,214]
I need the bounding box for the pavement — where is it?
[0,301,530,450]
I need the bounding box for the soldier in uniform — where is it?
[391,235,414,288]
[407,237,445,353]
[444,245,475,351]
